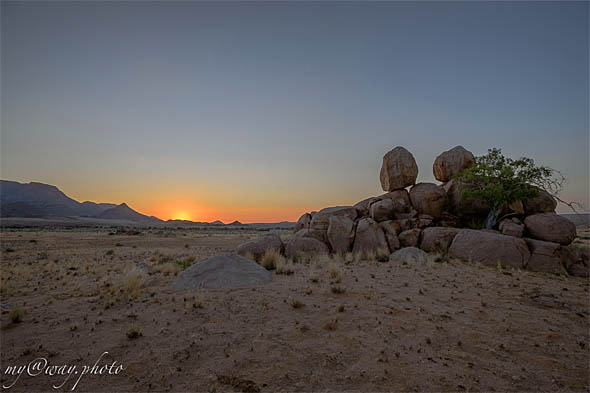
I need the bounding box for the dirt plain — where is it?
[0,226,588,392]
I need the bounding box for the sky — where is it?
[1,1,588,223]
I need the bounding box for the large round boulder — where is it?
[379,220,401,251]
[172,253,271,290]
[380,146,418,191]
[399,228,421,248]
[420,227,460,253]
[448,229,530,268]
[409,183,447,219]
[236,233,283,261]
[523,189,557,215]
[327,216,355,254]
[524,238,566,275]
[524,213,576,245]
[433,146,474,182]
[352,218,389,257]
[284,237,329,260]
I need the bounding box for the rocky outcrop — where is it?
[559,246,589,278]
[353,197,379,217]
[284,237,329,260]
[236,234,283,261]
[523,189,557,215]
[409,183,447,219]
[327,216,355,253]
[380,147,418,191]
[420,227,460,253]
[449,229,530,268]
[399,228,421,248]
[499,217,524,238]
[433,146,474,182]
[524,238,566,274]
[309,206,359,243]
[524,213,576,245]
[352,218,389,256]
[391,247,428,264]
[172,253,271,290]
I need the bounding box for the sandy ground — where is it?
[0,227,588,392]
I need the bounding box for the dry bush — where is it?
[121,270,147,299]
[9,306,24,324]
[328,262,342,283]
[275,256,295,275]
[155,262,180,276]
[308,269,320,283]
[376,246,390,262]
[259,250,280,270]
[290,299,304,309]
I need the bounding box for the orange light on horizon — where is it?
[172,211,193,221]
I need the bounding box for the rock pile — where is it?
[236,146,587,277]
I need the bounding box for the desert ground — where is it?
[1,226,588,392]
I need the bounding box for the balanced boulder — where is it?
[327,216,355,253]
[420,227,460,253]
[449,229,530,268]
[433,146,474,182]
[353,218,389,256]
[171,253,271,290]
[524,213,576,245]
[409,183,447,219]
[380,146,418,191]
[236,234,283,261]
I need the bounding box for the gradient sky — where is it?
[1,1,588,222]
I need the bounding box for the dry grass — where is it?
[328,262,342,283]
[260,250,281,270]
[375,246,390,262]
[9,306,24,324]
[275,256,295,275]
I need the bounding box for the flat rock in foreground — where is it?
[171,253,271,290]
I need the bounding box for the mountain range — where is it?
[0,180,295,228]
[0,180,160,222]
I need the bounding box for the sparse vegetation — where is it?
[4,248,15,253]
[376,246,390,262]
[290,299,304,309]
[331,285,346,294]
[9,306,24,324]
[328,262,342,283]
[275,257,295,275]
[126,325,142,340]
[259,250,280,270]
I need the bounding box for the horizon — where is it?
[2,2,588,223]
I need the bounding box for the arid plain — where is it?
[1,226,589,392]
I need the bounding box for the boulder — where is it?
[399,228,421,248]
[391,247,429,264]
[395,209,417,220]
[377,190,411,213]
[409,183,448,219]
[433,146,474,182]
[417,214,434,229]
[379,220,401,251]
[171,253,271,290]
[294,228,312,238]
[284,237,329,260]
[294,213,312,232]
[524,189,557,215]
[524,238,566,275]
[379,146,418,191]
[236,234,283,261]
[352,218,389,256]
[524,213,576,245]
[370,199,395,222]
[327,216,355,254]
[309,206,358,244]
[445,179,493,218]
[353,197,379,217]
[395,218,417,232]
[499,217,524,238]
[420,227,460,253]
[559,246,589,278]
[449,229,530,268]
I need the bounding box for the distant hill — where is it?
[0,180,160,222]
[96,203,160,222]
[210,220,224,225]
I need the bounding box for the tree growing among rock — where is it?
[453,148,573,228]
